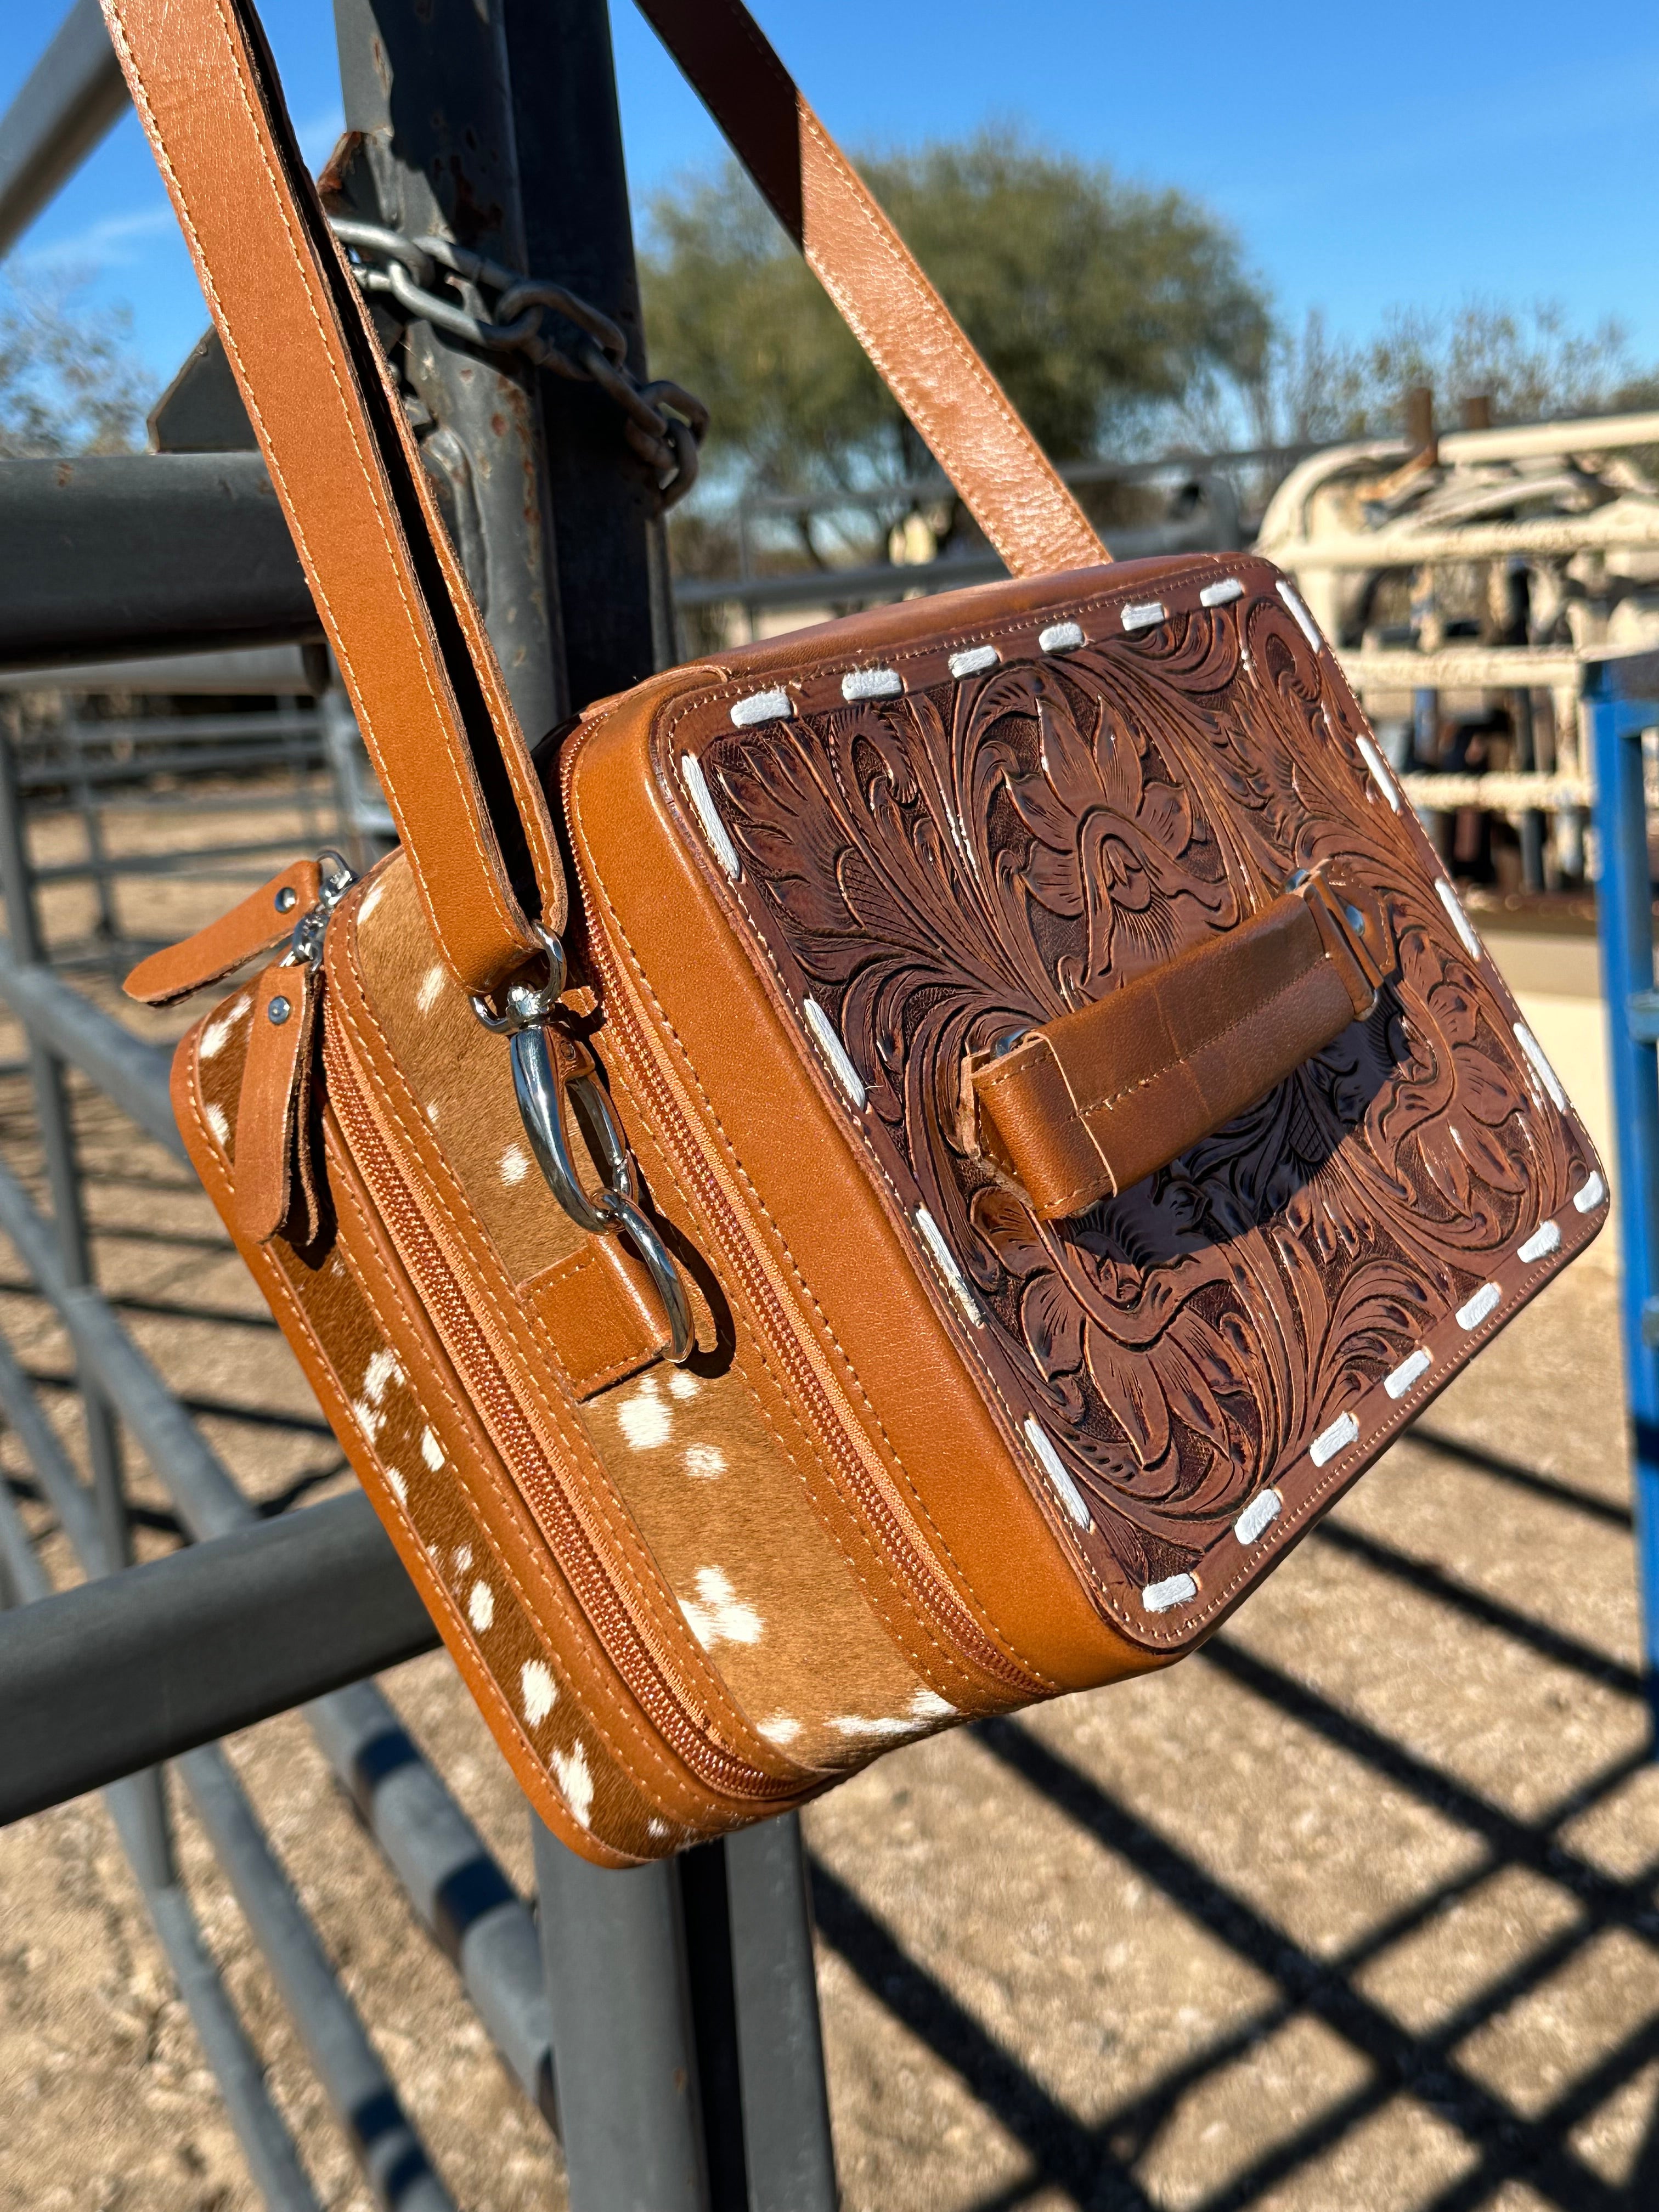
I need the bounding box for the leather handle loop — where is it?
[970,873,1390,1221]
[632,0,1108,581]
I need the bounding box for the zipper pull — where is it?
[126,855,325,1006]
[232,857,355,1247]
[236,962,321,1245]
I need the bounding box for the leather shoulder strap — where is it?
[101,0,567,1000]
[102,0,1105,998]
[634,0,1105,580]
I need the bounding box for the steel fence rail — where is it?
[0,1135,454,2207]
[674,503,1240,618]
[178,1740,457,2212]
[307,1682,560,2123]
[115,1820,332,2212]
[0,1147,260,1538]
[0,949,561,2149]
[0,645,321,696]
[0,954,182,1155]
[1282,512,1659,569]
[1397,771,1592,812]
[17,716,331,752]
[0,1321,111,1579]
[26,788,335,823]
[0,1493,441,1822]
[29,834,341,884]
[18,749,329,794]
[0,688,558,2182]
[0,1304,331,2212]
[0,0,129,256]
[0,454,320,668]
[1588,653,1659,1719]
[0,696,352,965]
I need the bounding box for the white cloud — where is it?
[13,202,177,277]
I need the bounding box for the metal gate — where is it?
[0,5,838,2205]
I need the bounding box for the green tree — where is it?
[641,132,1270,516]
[1258,298,1659,446]
[0,279,148,457]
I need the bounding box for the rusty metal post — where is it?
[330,0,568,741]
[326,9,831,2210]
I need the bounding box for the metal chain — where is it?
[329,218,708,507]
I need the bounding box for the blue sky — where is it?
[4,0,1657,408]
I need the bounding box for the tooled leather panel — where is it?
[663,557,1604,1638]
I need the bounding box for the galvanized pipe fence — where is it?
[0,2,839,2205]
[0,689,395,955]
[0,651,838,2209]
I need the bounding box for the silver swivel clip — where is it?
[471,925,694,1364]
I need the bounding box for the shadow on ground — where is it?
[0,804,1654,2211]
[804,1267,1659,2211]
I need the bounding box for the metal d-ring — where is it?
[507,1019,694,1364]
[509,1021,632,1234]
[596,1187,695,1367]
[469,922,568,1036]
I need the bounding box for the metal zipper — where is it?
[285,847,357,970]
[321,996,796,1808]
[562,758,1045,1702]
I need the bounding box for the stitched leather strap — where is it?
[522,1245,674,1400]
[633,0,1105,580]
[970,874,1389,1220]
[102,0,1105,1000]
[101,0,568,1001]
[125,857,323,1006]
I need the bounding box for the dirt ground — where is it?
[2,778,1657,2210]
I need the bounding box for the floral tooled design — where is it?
[692,578,1582,1599]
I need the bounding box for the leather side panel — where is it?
[352,856,1003,1763]
[173,985,697,1863]
[567,678,1156,1694]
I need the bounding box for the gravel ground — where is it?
[1,782,1655,2211]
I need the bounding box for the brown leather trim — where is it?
[970,874,1389,1219]
[633,0,1104,580]
[521,1242,671,1400]
[124,857,319,1006]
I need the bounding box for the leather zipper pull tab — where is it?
[126,858,322,1006]
[236,962,321,1246]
